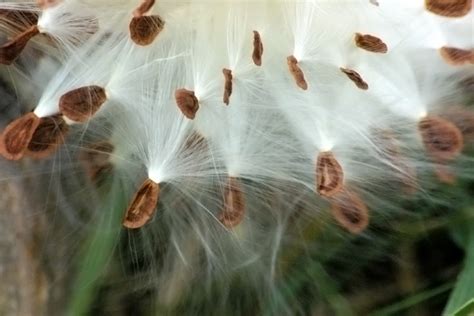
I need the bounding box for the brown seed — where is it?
[440,106,474,142]
[434,163,456,184]
[80,141,115,183]
[354,33,388,54]
[129,15,164,46]
[425,0,472,17]
[316,151,344,197]
[218,177,245,229]
[287,55,308,90]
[123,178,160,229]
[418,115,463,161]
[439,47,474,66]
[26,115,68,159]
[330,189,369,234]
[222,68,233,105]
[175,89,199,119]
[0,25,40,65]
[0,112,41,160]
[252,30,264,66]
[340,68,369,90]
[133,0,156,17]
[59,85,107,123]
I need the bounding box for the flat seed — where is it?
[222,68,233,105]
[129,15,164,46]
[340,68,369,90]
[0,25,39,65]
[425,0,472,17]
[175,89,199,119]
[287,55,308,90]
[439,47,474,66]
[330,189,369,234]
[219,177,245,229]
[59,85,107,123]
[80,141,114,183]
[252,30,263,66]
[355,33,388,53]
[316,151,344,197]
[26,115,68,159]
[418,115,463,161]
[133,0,156,17]
[0,112,41,160]
[123,179,160,229]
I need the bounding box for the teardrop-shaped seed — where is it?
[287,55,308,90]
[354,33,388,53]
[0,112,40,160]
[26,115,68,159]
[418,116,463,161]
[219,177,245,229]
[252,30,264,66]
[316,151,344,197]
[425,0,472,17]
[0,25,39,65]
[439,47,474,66]
[340,68,369,90]
[123,179,160,229]
[331,189,369,234]
[175,89,199,119]
[59,86,107,123]
[129,15,164,46]
[223,68,233,105]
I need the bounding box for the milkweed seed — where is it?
[123,178,160,229]
[439,47,474,66]
[175,89,199,119]
[425,0,472,17]
[287,55,308,90]
[133,0,155,18]
[219,177,245,229]
[355,33,388,53]
[252,30,263,66]
[330,189,369,234]
[0,112,41,160]
[26,115,68,159]
[59,85,107,123]
[418,115,463,161]
[316,151,344,197]
[223,68,233,105]
[129,15,164,46]
[340,68,369,90]
[0,25,39,65]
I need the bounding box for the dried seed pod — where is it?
[425,0,472,17]
[123,179,160,229]
[252,30,263,66]
[0,25,39,65]
[418,116,463,161]
[218,177,245,229]
[316,151,344,197]
[26,115,68,159]
[79,141,114,183]
[222,68,233,105]
[287,55,308,90]
[175,89,199,119]
[133,0,155,17]
[355,33,388,53]
[129,15,164,46]
[330,189,369,234]
[0,112,41,160]
[340,68,369,90]
[439,47,474,66]
[59,85,107,123]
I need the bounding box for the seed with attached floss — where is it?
[133,0,156,18]
[123,178,160,229]
[439,47,474,66]
[340,68,369,90]
[316,151,344,198]
[129,15,164,46]
[287,55,308,90]
[354,33,388,54]
[425,0,472,18]
[252,30,263,66]
[0,112,41,160]
[59,85,107,123]
[0,25,40,65]
[418,115,463,162]
[330,189,369,234]
[218,177,245,229]
[175,89,199,119]
[222,68,233,105]
[26,115,68,159]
